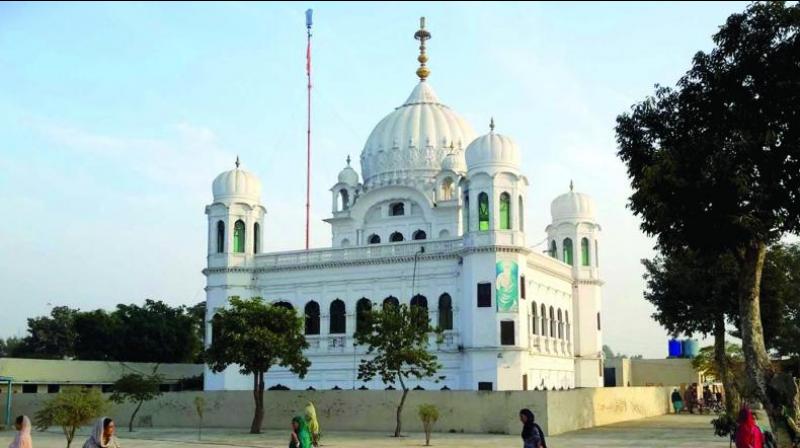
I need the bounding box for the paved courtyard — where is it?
[3,414,727,448]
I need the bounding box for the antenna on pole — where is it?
[305,8,313,250]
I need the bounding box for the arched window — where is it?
[441,178,454,200]
[390,232,404,242]
[233,220,245,253]
[438,294,453,330]
[368,234,381,244]
[413,230,427,240]
[216,221,225,253]
[499,192,511,230]
[518,195,524,231]
[463,191,470,232]
[595,240,600,267]
[329,300,346,334]
[339,189,349,211]
[549,307,555,338]
[478,192,489,231]
[549,240,557,259]
[581,238,590,266]
[304,301,320,335]
[340,238,351,247]
[531,302,538,334]
[274,301,294,311]
[565,311,570,342]
[356,298,372,334]
[390,202,405,216]
[211,313,222,343]
[254,223,260,254]
[557,309,563,339]
[439,229,450,239]
[597,312,601,331]
[540,304,547,336]
[410,295,428,330]
[383,296,399,309]
[562,238,574,265]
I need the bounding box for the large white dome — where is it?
[212,159,262,202]
[551,183,596,223]
[360,82,476,188]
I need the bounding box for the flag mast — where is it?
[305,9,313,250]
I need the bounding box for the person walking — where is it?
[289,416,312,448]
[519,409,547,448]
[671,388,684,414]
[82,418,120,448]
[8,415,32,448]
[304,402,320,447]
[734,407,764,448]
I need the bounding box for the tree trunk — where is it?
[395,376,408,437]
[737,241,799,448]
[250,371,265,434]
[713,314,739,415]
[129,400,144,432]
[424,422,431,446]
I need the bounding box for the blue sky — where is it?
[0,1,750,357]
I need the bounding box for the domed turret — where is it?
[338,155,359,185]
[465,118,521,171]
[441,143,466,174]
[550,181,596,223]
[212,157,262,203]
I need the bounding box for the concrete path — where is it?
[2,414,729,448]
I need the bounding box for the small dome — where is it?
[465,121,520,170]
[441,146,466,173]
[212,158,262,202]
[551,182,596,222]
[338,158,359,185]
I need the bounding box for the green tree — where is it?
[418,403,439,446]
[355,303,441,437]
[34,386,108,448]
[204,297,310,434]
[109,372,164,432]
[73,310,119,361]
[693,344,745,394]
[0,336,22,357]
[602,345,616,359]
[15,306,79,359]
[615,3,800,443]
[114,300,202,363]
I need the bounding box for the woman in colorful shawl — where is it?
[304,402,320,446]
[82,417,120,448]
[8,415,32,448]
[735,407,764,448]
[289,416,312,448]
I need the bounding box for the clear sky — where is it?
[0,1,750,358]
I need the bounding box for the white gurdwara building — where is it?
[204,19,604,391]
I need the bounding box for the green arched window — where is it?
[499,192,510,230]
[478,192,489,231]
[233,220,245,253]
[550,240,557,259]
[562,238,573,265]
[581,237,590,266]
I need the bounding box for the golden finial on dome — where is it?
[414,17,431,81]
[235,155,240,168]
[570,179,574,192]
[346,155,351,166]
[490,117,495,132]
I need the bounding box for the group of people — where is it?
[8,415,119,448]
[671,383,723,414]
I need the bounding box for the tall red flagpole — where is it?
[305,9,313,250]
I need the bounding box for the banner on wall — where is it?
[496,260,519,312]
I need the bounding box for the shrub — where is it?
[35,387,108,448]
[418,403,439,446]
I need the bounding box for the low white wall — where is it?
[4,387,673,435]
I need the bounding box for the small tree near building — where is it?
[34,386,107,448]
[194,395,206,441]
[418,403,439,446]
[109,372,163,432]
[355,302,442,437]
[205,297,310,434]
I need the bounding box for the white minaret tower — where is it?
[546,181,603,387]
[204,157,265,389]
[458,119,530,390]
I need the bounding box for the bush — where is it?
[418,403,439,446]
[35,387,108,448]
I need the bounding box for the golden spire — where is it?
[414,17,431,81]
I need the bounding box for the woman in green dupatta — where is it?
[305,402,320,446]
[290,416,312,448]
